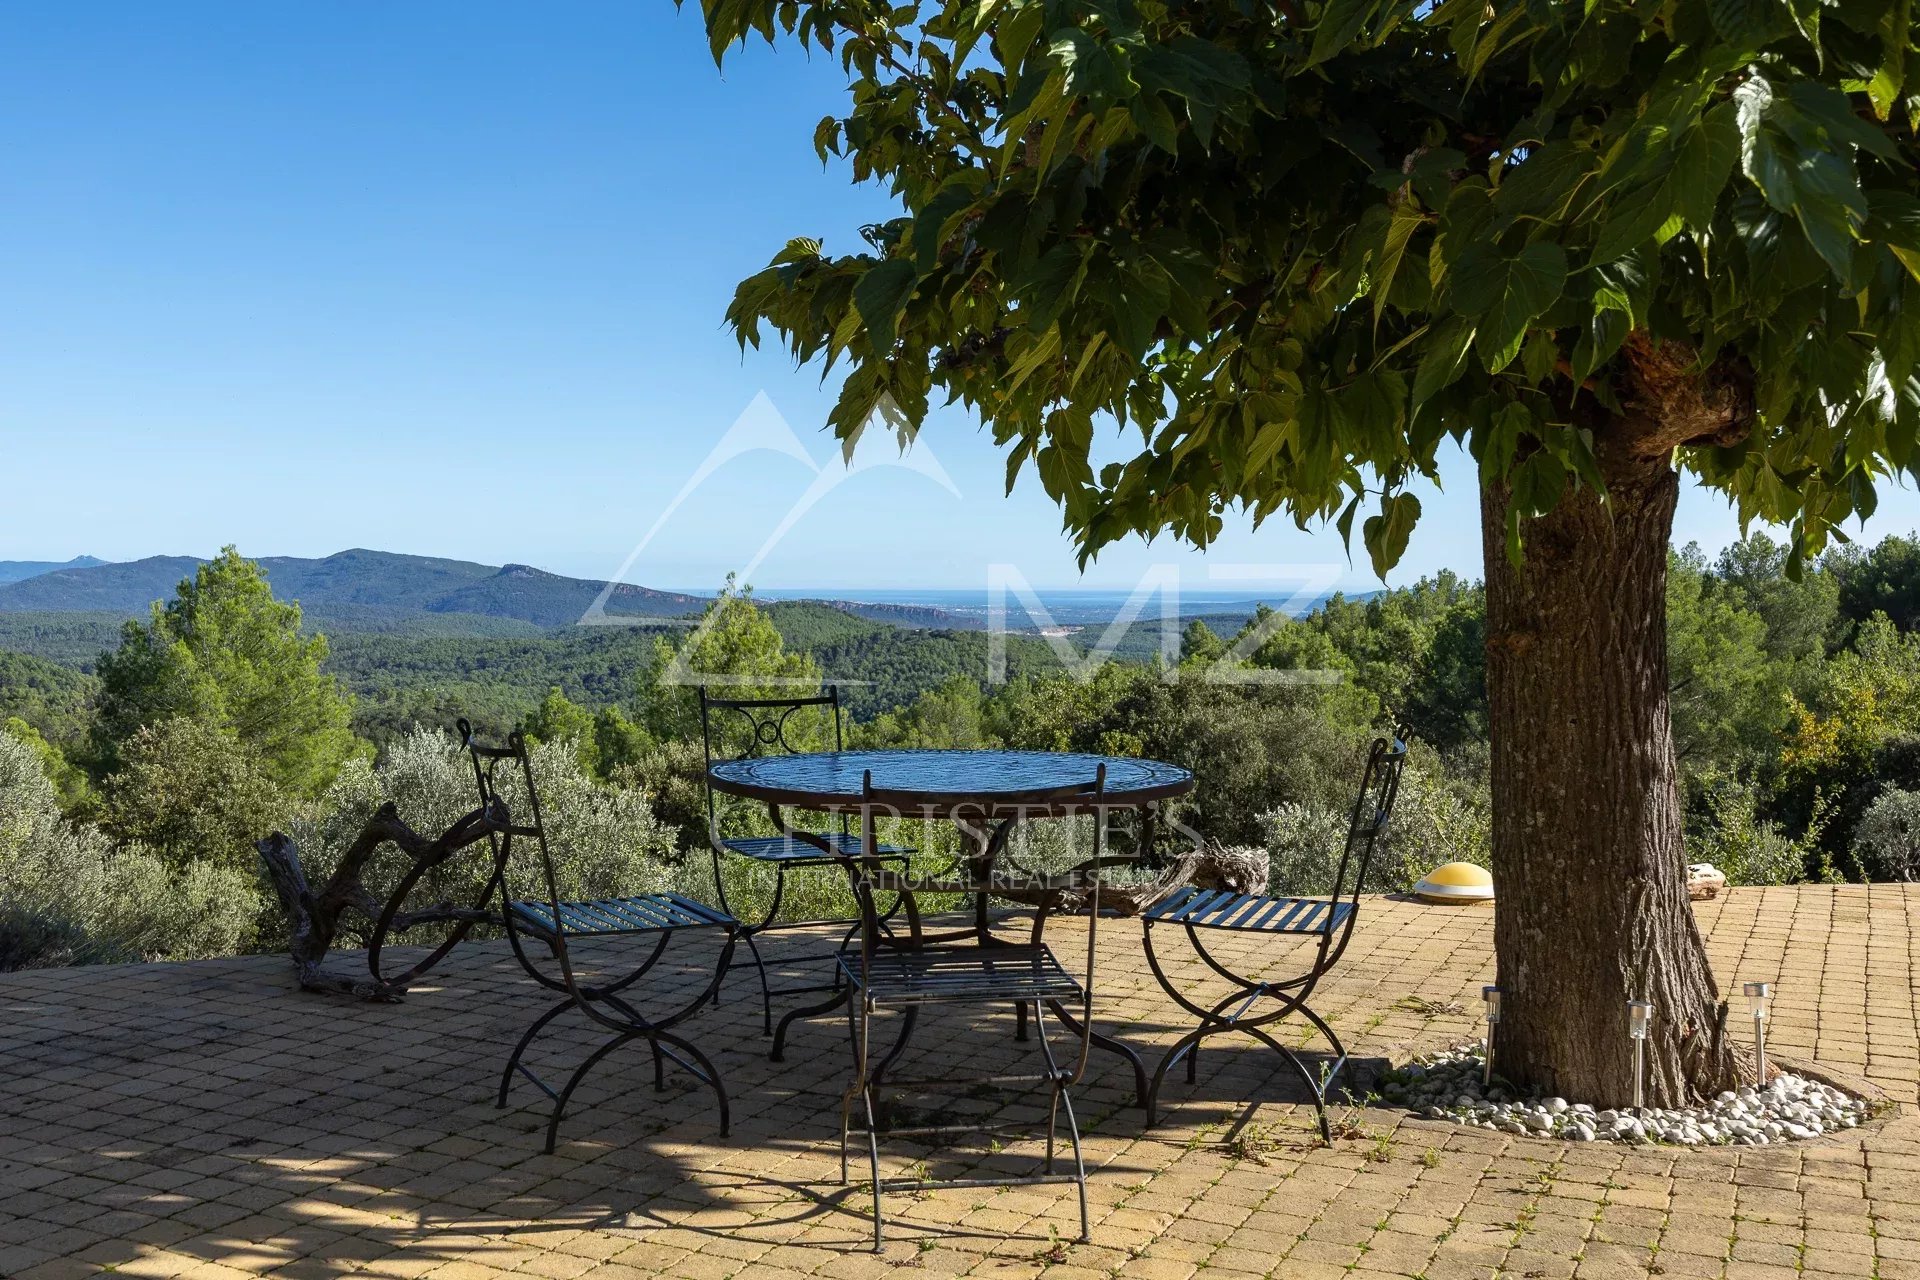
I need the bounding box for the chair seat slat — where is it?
[1245,895,1298,930]
[837,944,1083,1005]
[509,893,735,938]
[1145,892,1354,936]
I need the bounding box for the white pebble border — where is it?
[1378,1044,1873,1145]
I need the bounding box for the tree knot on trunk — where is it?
[1611,333,1755,460]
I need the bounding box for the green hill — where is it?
[0,548,974,631]
[0,556,108,586]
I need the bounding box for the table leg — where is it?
[1045,998,1148,1107]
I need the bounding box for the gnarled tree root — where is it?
[255,801,509,1002]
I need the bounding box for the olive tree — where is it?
[692,0,1919,1106]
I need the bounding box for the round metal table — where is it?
[706,748,1193,815]
[706,748,1195,1102]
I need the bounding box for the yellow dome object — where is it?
[1414,861,1494,904]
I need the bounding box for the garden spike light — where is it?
[1743,982,1772,1083]
[1481,985,1501,1086]
[1628,1000,1653,1112]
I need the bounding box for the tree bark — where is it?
[1481,439,1741,1108]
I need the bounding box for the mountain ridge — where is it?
[0,555,108,586]
[0,549,970,631]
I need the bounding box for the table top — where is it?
[706,748,1193,815]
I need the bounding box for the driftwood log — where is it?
[255,801,509,1001]
[1002,841,1272,916]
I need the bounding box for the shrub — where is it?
[1258,802,1351,897]
[1256,753,1476,898]
[1383,759,1491,887]
[0,732,260,964]
[1688,777,1822,887]
[1856,788,1920,882]
[102,717,293,872]
[0,904,133,970]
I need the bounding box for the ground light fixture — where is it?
[1481,985,1501,1085]
[1628,999,1653,1111]
[1743,981,1772,1082]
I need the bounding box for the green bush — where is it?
[0,732,260,963]
[1259,801,1352,896]
[102,717,294,872]
[1856,788,1920,882]
[1383,753,1492,886]
[1688,778,1825,887]
[0,904,134,971]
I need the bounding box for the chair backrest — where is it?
[1323,724,1412,954]
[457,719,562,936]
[698,686,845,836]
[854,766,1111,1081]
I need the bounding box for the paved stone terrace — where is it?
[3,885,1919,1280]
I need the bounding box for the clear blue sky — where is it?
[2,3,1915,594]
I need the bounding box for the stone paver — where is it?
[2,885,1917,1279]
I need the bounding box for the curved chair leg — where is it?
[1045,997,1149,1107]
[1145,1022,1208,1128]
[1295,1003,1348,1075]
[545,1030,641,1154]
[1057,1082,1091,1244]
[1234,1018,1336,1142]
[739,925,776,1036]
[1145,991,1341,1141]
[772,984,850,1063]
[540,1026,732,1154]
[653,1028,732,1138]
[832,919,861,991]
[870,1005,919,1092]
[499,997,571,1108]
[1182,985,1265,1086]
[709,856,783,1030]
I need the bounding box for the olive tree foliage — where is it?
[0,732,258,967]
[700,0,1918,571]
[1855,785,1920,877]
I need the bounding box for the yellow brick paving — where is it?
[3,885,1919,1279]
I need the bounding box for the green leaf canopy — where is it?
[697,0,1920,573]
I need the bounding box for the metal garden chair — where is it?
[1141,727,1411,1142]
[699,686,913,1035]
[462,722,738,1154]
[838,767,1111,1252]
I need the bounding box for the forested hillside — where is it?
[0,594,1075,749]
[0,650,95,741]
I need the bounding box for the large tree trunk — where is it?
[1481,437,1741,1108]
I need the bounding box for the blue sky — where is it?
[2,3,1915,594]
